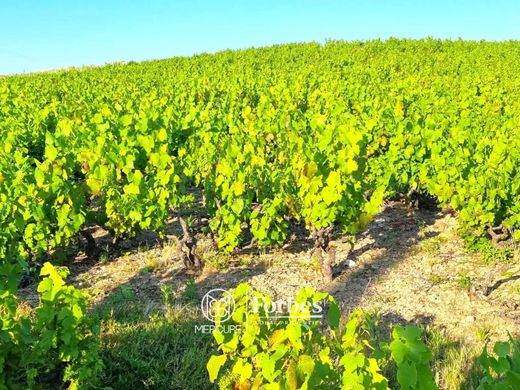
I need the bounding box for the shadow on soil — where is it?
[328,202,442,312]
[73,201,446,322]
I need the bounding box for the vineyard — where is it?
[1,39,520,389]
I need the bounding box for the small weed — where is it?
[464,235,514,264]
[380,295,397,305]
[238,255,253,267]
[199,246,233,271]
[456,273,472,290]
[476,326,491,342]
[259,256,274,270]
[99,245,110,263]
[143,254,160,273]
[160,284,174,308]
[422,236,447,255]
[181,278,199,304]
[108,283,137,305]
[311,255,320,271]
[120,284,136,299]
[428,273,444,285]
[424,326,483,389]
[418,220,428,232]
[88,288,103,301]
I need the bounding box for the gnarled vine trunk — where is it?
[486,224,511,247]
[310,225,335,282]
[80,229,100,260]
[177,215,203,272]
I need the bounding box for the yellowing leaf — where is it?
[58,119,72,136]
[345,159,358,174]
[121,114,133,126]
[38,262,66,301]
[233,180,246,196]
[326,171,341,188]
[303,162,318,178]
[124,182,140,195]
[45,144,58,161]
[129,210,141,221]
[207,354,227,383]
[269,329,287,349]
[157,128,168,142]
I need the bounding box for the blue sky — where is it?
[1,0,519,75]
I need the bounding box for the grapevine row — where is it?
[0,39,519,289]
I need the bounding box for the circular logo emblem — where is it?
[201,288,235,323]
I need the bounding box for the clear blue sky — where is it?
[1,0,519,75]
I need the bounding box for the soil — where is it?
[18,202,520,345]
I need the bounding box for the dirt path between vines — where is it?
[20,202,520,345]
